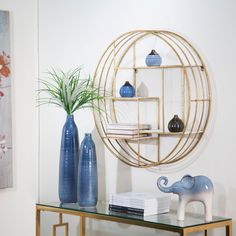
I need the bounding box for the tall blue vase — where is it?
[77,133,98,207]
[59,115,79,203]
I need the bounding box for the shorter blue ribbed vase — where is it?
[145,49,162,66]
[59,115,79,203]
[77,133,98,207]
[119,81,135,97]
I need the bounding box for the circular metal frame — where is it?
[93,30,211,168]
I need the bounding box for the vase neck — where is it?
[66,114,74,122]
[85,133,92,138]
[124,81,132,87]
[149,49,158,55]
[83,133,93,142]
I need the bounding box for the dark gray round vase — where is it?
[168,115,184,132]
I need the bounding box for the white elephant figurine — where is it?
[157,175,214,221]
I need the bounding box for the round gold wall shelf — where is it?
[93,30,211,168]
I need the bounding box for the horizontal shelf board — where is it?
[109,97,160,101]
[116,65,203,70]
[139,129,204,135]
[191,99,210,102]
[102,130,203,140]
[103,135,157,141]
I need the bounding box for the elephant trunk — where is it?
[157,176,173,193]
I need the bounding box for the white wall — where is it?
[36,0,235,235]
[2,0,235,236]
[0,0,38,236]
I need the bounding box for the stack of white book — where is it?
[106,123,151,139]
[109,192,171,216]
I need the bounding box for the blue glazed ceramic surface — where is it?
[119,81,135,97]
[145,49,162,66]
[157,175,214,221]
[77,133,98,207]
[59,115,79,203]
[157,175,213,195]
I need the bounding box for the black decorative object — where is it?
[168,115,184,132]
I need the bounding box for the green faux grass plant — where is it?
[38,67,104,115]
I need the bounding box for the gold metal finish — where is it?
[132,43,137,92]
[36,204,232,236]
[53,213,69,236]
[80,216,85,236]
[93,30,211,167]
[181,67,186,124]
[36,208,41,236]
[117,65,201,70]
[161,67,165,133]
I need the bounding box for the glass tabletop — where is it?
[37,201,231,229]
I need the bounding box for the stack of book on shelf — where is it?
[106,123,151,139]
[109,192,171,216]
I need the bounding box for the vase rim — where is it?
[124,81,132,85]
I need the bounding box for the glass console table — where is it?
[36,202,232,236]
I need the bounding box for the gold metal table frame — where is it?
[36,202,232,236]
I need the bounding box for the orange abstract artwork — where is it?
[0,51,10,78]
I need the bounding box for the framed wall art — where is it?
[0,10,12,188]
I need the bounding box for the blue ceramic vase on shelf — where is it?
[59,115,79,203]
[119,81,135,97]
[77,133,98,207]
[145,49,162,66]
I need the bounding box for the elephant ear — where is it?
[181,175,195,190]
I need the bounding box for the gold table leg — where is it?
[180,221,232,236]
[180,229,186,236]
[226,221,232,236]
[79,216,85,236]
[53,213,69,236]
[36,208,41,236]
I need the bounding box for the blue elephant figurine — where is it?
[157,175,214,221]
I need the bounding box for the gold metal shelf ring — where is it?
[92,30,211,168]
